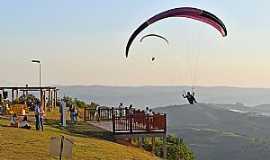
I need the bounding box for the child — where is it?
[10,113,18,127]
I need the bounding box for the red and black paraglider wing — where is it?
[125,7,227,58]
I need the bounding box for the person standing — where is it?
[118,103,123,117]
[128,104,134,116]
[34,101,41,130]
[70,105,74,124]
[145,106,150,115]
[73,107,78,123]
[40,108,45,131]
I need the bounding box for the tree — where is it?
[63,96,73,109]
[150,135,195,160]
[73,98,87,108]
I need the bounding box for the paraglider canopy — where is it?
[125,7,227,58]
[140,34,169,44]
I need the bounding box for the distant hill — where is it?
[250,104,270,115]
[57,85,270,107]
[154,103,270,160]
[56,85,270,159]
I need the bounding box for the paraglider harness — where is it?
[182,90,197,104]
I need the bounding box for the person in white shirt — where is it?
[19,115,31,129]
[145,106,150,115]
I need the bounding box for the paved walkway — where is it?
[88,121,113,132]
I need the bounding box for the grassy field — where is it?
[0,117,158,160]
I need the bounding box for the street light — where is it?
[32,59,41,87]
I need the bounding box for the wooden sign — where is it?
[49,136,74,160]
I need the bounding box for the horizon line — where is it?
[54,84,270,90]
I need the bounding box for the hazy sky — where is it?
[1,0,270,87]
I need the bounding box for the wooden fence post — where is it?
[112,110,115,134]
[111,107,114,120]
[84,107,86,121]
[163,134,167,159]
[98,108,100,121]
[152,137,156,154]
[107,108,109,120]
[146,114,150,131]
[164,114,167,133]
[129,114,133,133]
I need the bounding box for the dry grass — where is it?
[0,118,158,160]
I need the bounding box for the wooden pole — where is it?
[84,107,86,121]
[0,89,2,103]
[163,134,167,159]
[15,89,19,100]
[54,90,56,108]
[129,114,133,133]
[152,137,156,154]
[1,90,3,102]
[26,84,29,96]
[138,136,143,148]
[164,114,167,133]
[98,108,100,121]
[55,90,58,107]
[48,89,51,108]
[50,89,53,107]
[11,89,14,102]
[112,107,115,134]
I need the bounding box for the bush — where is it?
[143,134,195,160]
[166,135,195,160]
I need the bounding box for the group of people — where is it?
[10,114,31,129]
[145,106,154,115]
[117,103,156,116]
[117,103,134,116]
[9,100,44,130]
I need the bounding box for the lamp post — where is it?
[31,60,41,87]
[32,59,43,110]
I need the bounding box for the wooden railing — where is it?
[112,112,166,134]
[84,108,96,121]
[84,106,166,134]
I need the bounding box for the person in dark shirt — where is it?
[182,91,197,104]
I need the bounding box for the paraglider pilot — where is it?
[182,91,197,104]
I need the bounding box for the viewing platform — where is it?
[83,106,166,136]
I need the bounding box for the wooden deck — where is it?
[84,107,166,135]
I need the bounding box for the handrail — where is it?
[83,106,167,134]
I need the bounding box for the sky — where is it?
[0,0,270,87]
